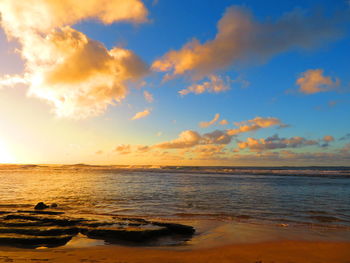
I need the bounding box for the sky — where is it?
[0,0,349,166]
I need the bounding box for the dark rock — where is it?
[0,220,51,228]
[151,222,195,236]
[80,219,195,245]
[0,226,79,236]
[81,226,169,243]
[0,211,196,248]
[17,210,64,215]
[2,214,83,227]
[0,234,73,248]
[0,211,11,215]
[34,202,49,210]
[51,203,58,208]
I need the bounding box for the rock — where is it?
[81,226,169,243]
[0,234,73,248]
[51,203,58,208]
[0,226,79,236]
[0,211,196,248]
[17,210,64,215]
[81,219,195,245]
[151,222,196,236]
[2,214,83,227]
[34,202,49,210]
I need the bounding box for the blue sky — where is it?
[0,0,349,165]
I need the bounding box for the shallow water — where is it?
[0,165,349,228]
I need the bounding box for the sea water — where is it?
[0,165,349,228]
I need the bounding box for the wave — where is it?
[1,164,349,177]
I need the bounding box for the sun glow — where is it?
[0,139,16,164]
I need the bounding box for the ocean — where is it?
[0,165,349,229]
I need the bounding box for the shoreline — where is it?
[1,220,350,262]
[0,240,350,263]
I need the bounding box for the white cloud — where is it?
[0,0,149,118]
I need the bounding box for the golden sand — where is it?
[1,220,350,262]
[0,241,350,263]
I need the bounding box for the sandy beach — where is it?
[1,219,350,263]
[0,240,350,263]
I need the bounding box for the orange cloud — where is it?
[237,134,319,152]
[0,0,149,118]
[219,120,228,125]
[229,148,350,165]
[296,69,339,94]
[131,109,151,120]
[114,144,132,155]
[0,0,147,35]
[136,145,150,152]
[152,6,342,79]
[189,145,226,159]
[154,129,234,150]
[323,135,335,142]
[227,117,285,136]
[202,130,233,145]
[199,113,220,128]
[155,130,201,149]
[179,75,230,96]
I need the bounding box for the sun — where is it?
[0,139,16,164]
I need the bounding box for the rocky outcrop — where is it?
[34,202,49,210]
[0,208,195,248]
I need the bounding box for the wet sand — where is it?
[0,241,350,263]
[1,220,350,262]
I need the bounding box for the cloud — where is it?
[155,130,201,149]
[130,108,151,120]
[202,130,233,145]
[199,113,220,128]
[227,117,285,136]
[0,0,148,35]
[328,100,339,107]
[323,135,334,142]
[230,148,350,164]
[237,134,319,152]
[26,27,148,118]
[154,129,233,150]
[321,135,334,147]
[219,119,228,125]
[152,6,343,79]
[136,145,150,152]
[339,143,350,154]
[154,116,285,150]
[296,69,339,94]
[189,145,226,159]
[340,133,350,141]
[0,0,149,118]
[143,90,154,103]
[114,144,132,155]
[0,74,28,88]
[179,75,230,96]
